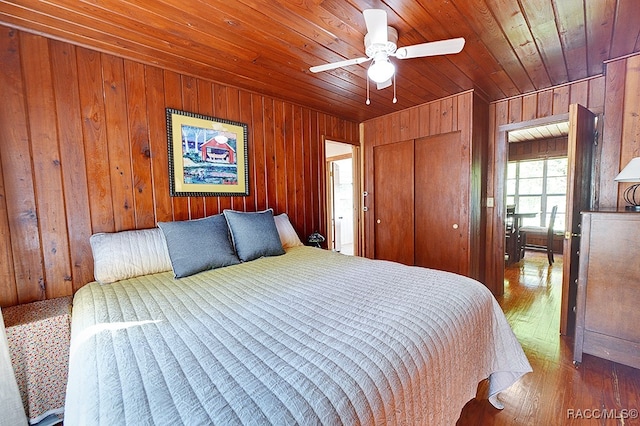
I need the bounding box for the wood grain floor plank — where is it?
[457,251,640,425]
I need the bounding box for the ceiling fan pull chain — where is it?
[366,77,371,105]
[392,73,397,103]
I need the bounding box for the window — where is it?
[507,157,567,232]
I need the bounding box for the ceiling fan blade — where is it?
[376,79,392,90]
[309,56,371,73]
[363,9,388,45]
[395,37,465,59]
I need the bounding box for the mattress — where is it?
[65,246,531,425]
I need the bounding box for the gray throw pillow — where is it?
[223,209,285,262]
[158,214,240,278]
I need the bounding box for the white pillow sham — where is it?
[90,228,172,284]
[274,213,304,248]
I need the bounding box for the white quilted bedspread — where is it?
[65,247,531,425]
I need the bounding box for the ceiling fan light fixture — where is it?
[309,9,465,104]
[368,56,395,83]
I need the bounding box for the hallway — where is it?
[458,251,640,425]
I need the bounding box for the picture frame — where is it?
[166,108,249,197]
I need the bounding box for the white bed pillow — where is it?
[274,213,304,248]
[90,228,172,284]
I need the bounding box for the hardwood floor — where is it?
[457,251,640,425]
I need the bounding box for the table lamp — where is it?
[307,231,325,248]
[614,157,640,211]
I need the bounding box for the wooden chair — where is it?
[505,205,516,231]
[520,205,558,265]
[505,205,517,264]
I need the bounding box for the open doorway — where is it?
[326,140,359,256]
[504,122,569,267]
[500,105,598,336]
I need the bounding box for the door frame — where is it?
[495,113,570,290]
[495,105,597,335]
[324,138,362,256]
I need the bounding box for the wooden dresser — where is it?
[574,210,640,369]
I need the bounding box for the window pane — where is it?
[519,160,544,178]
[519,178,543,195]
[509,157,568,231]
[553,215,565,232]
[547,196,565,231]
[519,199,541,226]
[546,176,567,194]
[547,158,568,176]
[547,195,565,209]
[506,196,515,205]
[518,196,540,215]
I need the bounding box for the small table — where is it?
[511,212,538,233]
[2,296,72,425]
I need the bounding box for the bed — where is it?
[64,211,531,425]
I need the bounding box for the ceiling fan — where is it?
[309,9,465,103]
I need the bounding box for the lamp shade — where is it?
[614,157,640,182]
[367,57,395,83]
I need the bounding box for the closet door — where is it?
[414,131,470,275]
[373,140,414,265]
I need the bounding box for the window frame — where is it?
[507,157,567,231]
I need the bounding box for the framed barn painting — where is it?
[166,108,249,197]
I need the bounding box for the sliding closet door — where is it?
[373,140,414,265]
[414,131,470,275]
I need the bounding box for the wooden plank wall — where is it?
[361,90,489,283]
[599,54,640,209]
[508,137,568,162]
[0,26,359,308]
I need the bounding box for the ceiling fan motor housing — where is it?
[364,26,398,58]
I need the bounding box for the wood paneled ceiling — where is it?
[508,121,569,142]
[1,0,638,122]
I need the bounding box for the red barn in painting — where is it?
[200,135,235,164]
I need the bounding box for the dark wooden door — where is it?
[373,140,414,264]
[560,104,596,336]
[414,131,469,275]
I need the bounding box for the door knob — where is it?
[452,223,459,229]
[376,219,381,224]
